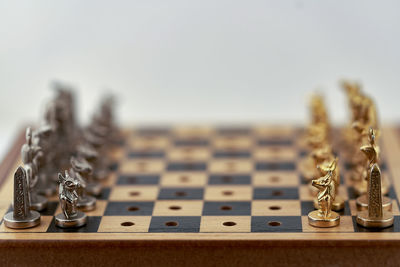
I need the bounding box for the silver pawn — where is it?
[3,167,41,228]
[70,156,96,211]
[55,171,87,228]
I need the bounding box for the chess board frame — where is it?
[1,126,400,266]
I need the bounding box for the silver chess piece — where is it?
[33,125,57,197]
[70,156,96,211]
[3,167,41,229]
[76,144,103,196]
[55,171,87,228]
[21,128,48,211]
[78,139,109,182]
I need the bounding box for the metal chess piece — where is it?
[21,128,47,211]
[70,156,96,211]
[313,158,344,211]
[308,159,340,227]
[77,144,103,196]
[356,128,392,211]
[4,167,41,229]
[356,164,394,228]
[55,171,87,228]
[33,125,57,197]
[79,135,110,182]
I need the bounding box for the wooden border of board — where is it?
[0,127,400,266]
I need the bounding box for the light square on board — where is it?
[253,171,299,187]
[200,216,251,233]
[172,126,214,138]
[208,159,253,174]
[0,216,53,233]
[252,200,301,216]
[128,136,170,150]
[204,185,252,201]
[153,200,203,216]
[98,216,151,233]
[120,159,165,174]
[160,172,208,187]
[253,147,297,161]
[167,147,211,161]
[109,186,159,201]
[253,126,295,138]
[212,136,253,150]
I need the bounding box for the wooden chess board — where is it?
[1,125,400,266]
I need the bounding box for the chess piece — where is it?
[21,128,47,211]
[356,164,394,228]
[3,167,41,229]
[308,159,340,227]
[356,128,392,211]
[33,125,57,197]
[302,144,333,182]
[81,132,110,181]
[55,171,87,228]
[77,143,105,195]
[70,156,96,211]
[313,158,345,211]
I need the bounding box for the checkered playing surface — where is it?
[1,126,400,233]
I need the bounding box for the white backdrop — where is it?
[1,0,400,158]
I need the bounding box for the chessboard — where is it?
[1,125,400,266]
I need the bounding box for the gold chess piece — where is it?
[313,158,344,211]
[356,163,394,228]
[308,159,340,227]
[352,127,389,196]
[301,143,332,182]
[356,128,392,211]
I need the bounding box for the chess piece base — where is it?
[313,196,345,211]
[77,195,96,211]
[86,182,102,196]
[356,210,394,228]
[308,210,340,228]
[30,194,48,211]
[3,211,40,229]
[356,195,392,211]
[55,211,87,228]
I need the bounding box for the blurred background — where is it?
[0,0,399,158]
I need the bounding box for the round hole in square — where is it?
[222,176,233,183]
[121,222,135,227]
[175,191,187,197]
[129,191,140,196]
[269,176,280,183]
[127,206,140,212]
[268,221,281,227]
[272,190,283,196]
[222,190,233,196]
[269,206,281,210]
[180,176,189,183]
[169,205,182,210]
[165,221,178,227]
[220,205,232,211]
[223,221,236,227]
[137,162,147,171]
